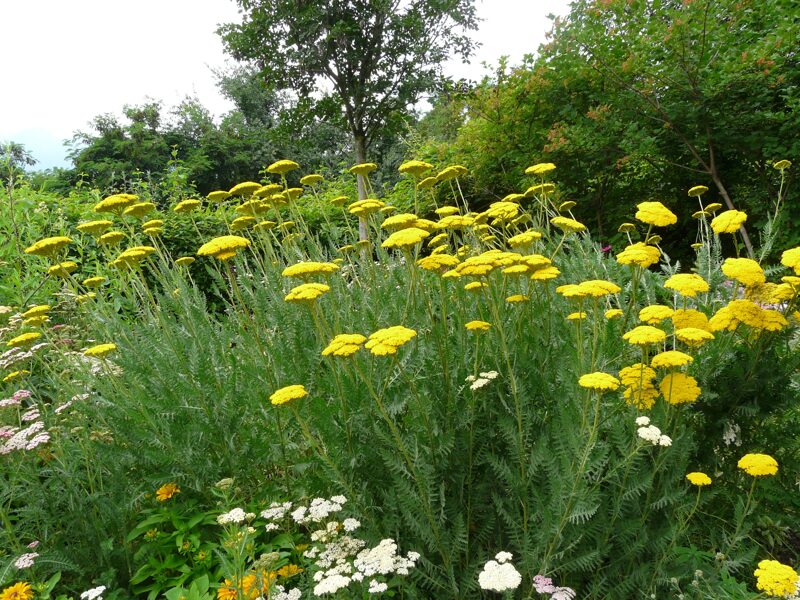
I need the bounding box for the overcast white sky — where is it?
[0,0,570,169]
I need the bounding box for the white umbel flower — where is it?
[478,555,522,592]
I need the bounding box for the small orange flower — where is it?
[155,482,180,502]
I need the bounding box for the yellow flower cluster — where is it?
[267,160,300,175]
[685,472,712,486]
[94,193,138,213]
[616,242,660,268]
[635,201,677,227]
[651,351,693,369]
[710,209,747,234]
[398,160,433,177]
[197,236,250,261]
[709,300,787,332]
[155,482,180,501]
[6,332,42,348]
[619,363,658,409]
[659,372,701,405]
[77,220,113,234]
[285,283,330,303]
[282,261,339,279]
[721,258,765,286]
[382,227,430,249]
[578,372,621,391]
[663,273,709,297]
[622,326,666,346]
[24,236,72,257]
[737,453,778,477]
[365,326,417,356]
[270,384,308,406]
[753,560,798,597]
[321,334,367,357]
[465,320,491,332]
[84,343,117,358]
[638,305,674,324]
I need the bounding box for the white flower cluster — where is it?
[1,421,50,455]
[635,416,672,447]
[0,343,47,370]
[466,370,500,391]
[723,420,741,447]
[271,585,302,600]
[533,574,576,599]
[353,539,420,577]
[217,507,248,525]
[291,495,347,524]
[478,551,522,592]
[0,389,31,409]
[14,552,38,569]
[80,586,106,600]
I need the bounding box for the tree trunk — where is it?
[354,132,368,240]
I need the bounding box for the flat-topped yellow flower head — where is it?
[267,160,300,175]
[197,236,250,261]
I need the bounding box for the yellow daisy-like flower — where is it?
[23,316,48,327]
[231,216,257,231]
[365,326,417,356]
[686,472,712,486]
[639,305,674,325]
[616,243,661,268]
[754,560,798,597]
[174,199,202,213]
[417,254,460,272]
[737,453,778,477]
[21,305,50,318]
[465,320,491,332]
[94,193,138,213]
[84,343,117,358]
[267,160,301,175]
[24,236,73,257]
[664,273,709,297]
[525,183,556,197]
[417,176,438,190]
[207,190,231,202]
[398,160,433,177]
[300,174,324,186]
[0,581,34,600]
[659,372,701,405]
[7,332,42,348]
[687,185,709,198]
[349,162,378,176]
[77,220,113,235]
[437,165,468,181]
[578,372,621,391]
[270,384,308,406]
[635,201,677,227]
[122,202,156,218]
[282,261,339,279]
[675,327,715,346]
[382,213,421,231]
[435,206,459,217]
[284,283,330,303]
[721,258,765,287]
[197,236,251,261]
[530,266,561,281]
[780,247,800,275]
[710,209,747,234]
[525,162,556,176]
[773,159,792,171]
[605,308,623,319]
[99,231,126,245]
[651,351,693,369]
[82,276,107,288]
[382,227,430,249]
[322,334,367,357]
[578,279,621,297]
[507,231,542,248]
[348,199,385,216]
[623,325,666,346]
[550,216,586,233]
[47,261,78,277]
[155,482,181,501]
[2,370,30,383]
